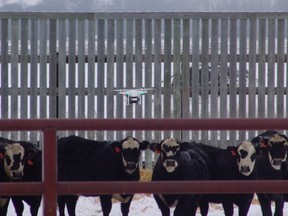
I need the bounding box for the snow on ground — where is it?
[8,194,288,216]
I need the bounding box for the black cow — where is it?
[0,137,42,216]
[57,135,149,216]
[149,138,210,216]
[251,130,288,216]
[195,141,257,216]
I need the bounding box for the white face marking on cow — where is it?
[161,138,180,173]
[237,141,256,176]
[122,137,140,150]
[268,134,288,170]
[122,137,141,175]
[4,143,25,180]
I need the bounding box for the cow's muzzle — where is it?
[165,159,176,167]
[10,171,23,181]
[125,162,137,173]
[240,166,250,173]
[272,158,284,166]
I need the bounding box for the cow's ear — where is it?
[0,144,6,159]
[227,146,238,157]
[26,147,38,160]
[111,141,122,153]
[149,143,161,154]
[252,136,267,153]
[179,142,190,151]
[140,140,149,150]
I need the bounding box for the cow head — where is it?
[258,133,288,170]
[150,138,189,173]
[227,141,256,176]
[0,143,37,181]
[111,137,149,174]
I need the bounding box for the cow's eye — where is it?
[239,149,248,159]
[5,156,11,166]
[162,145,169,152]
[250,153,256,162]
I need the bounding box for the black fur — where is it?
[57,135,148,216]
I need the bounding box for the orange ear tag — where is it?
[115,146,121,153]
[230,150,237,157]
[155,149,161,154]
[28,160,34,165]
[0,153,4,159]
[260,141,268,148]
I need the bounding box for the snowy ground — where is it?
[8,194,288,216]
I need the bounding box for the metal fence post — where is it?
[43,128,57,216]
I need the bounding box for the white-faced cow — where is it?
[149,138,210,216]
[195,141,257,216]
[251,130,288,216]
[57,135,149,216]
[0,138,42,216]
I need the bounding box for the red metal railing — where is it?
[1,118,288,215]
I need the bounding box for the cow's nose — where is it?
[240,166,250,173]
[273,158,284,166]
[166,159,175,167]
[126,162,136,170]
[11,171,22,180]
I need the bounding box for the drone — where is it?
[115,88,152,105]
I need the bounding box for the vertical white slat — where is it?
[77,19,86,137]
[258,19,266,119]
[135,19,143,140]
[39,19,48,120]
[58,19,67,138]
[248,18,257,139]
[125,19,134,125]
[277,19,285,120]
[68,19,76,124]
[97,19,105,140]
[267,19,276,119]
[191,19,200,141]
[219,18,228,148]
[163,19,172,138]
[49,19,57,119]
[20,18,28,140]
[153,19,162,141]
[87,19,96,139]
[172,18,182,139]
[107,19,115,140]
[0,18,9,138]
[30,19,38,143]
[39,18,48,149]
[11,18,19,140]
[144,19,153,169]
[116,19,125,140]
[201,19,209,143]
[58,19,67,119]
[181,18,190,141]
[229,19,237,144]
[210,18,219,146]
[239,18,248,141]
[286,19,288,120]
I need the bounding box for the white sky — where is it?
[0,0,42,7]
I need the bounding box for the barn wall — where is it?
[1,12,288,167]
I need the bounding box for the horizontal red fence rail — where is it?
[0,118,288,216]
[0,118,287,131]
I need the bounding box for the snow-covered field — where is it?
[9,194,288,216]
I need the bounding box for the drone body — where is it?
[115,88,152,105]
